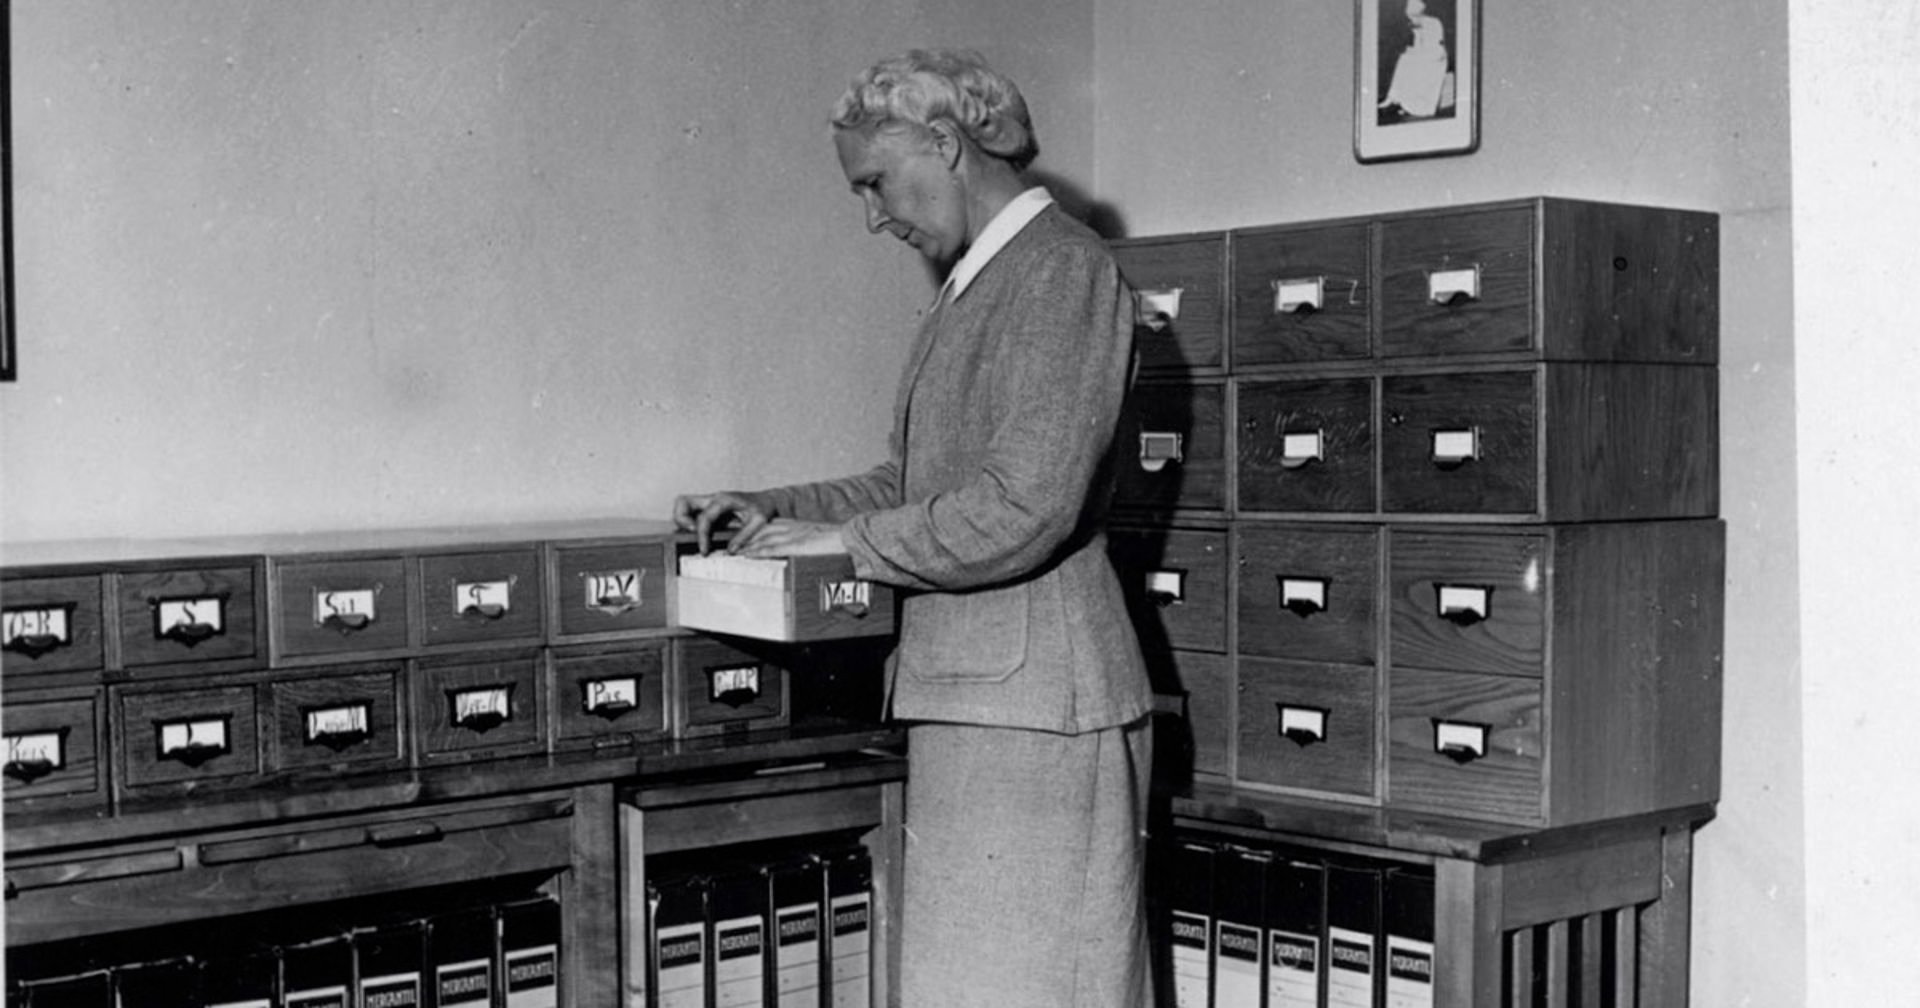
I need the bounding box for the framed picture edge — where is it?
[1353,0,1480,165]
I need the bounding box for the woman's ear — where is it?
[927,119,966,170]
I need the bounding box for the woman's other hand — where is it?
[671,491,776,555]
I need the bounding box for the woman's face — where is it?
[835,124,968,265]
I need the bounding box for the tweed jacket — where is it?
[757,204,1151,734]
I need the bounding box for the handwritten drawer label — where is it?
[155,596,226,645]
[708,663,763,706]
[6,731,68,771]
[454,578,512,618]
[315,588,379,631]
[3,606,73,655]
[304,704,371,745]
[157,718,231,762]
[582,677,639,715]
[450,687,512,729]
[584,569,644,614]
[820,579,872,615]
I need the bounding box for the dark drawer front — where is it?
[551,644,671,748]
[1147,650,1233,780]
[118,566,260,668]
[266,666,407,774]
[1112,232,1226,372]
[1231,222,1372,367]
[1388,530,1546,678]
[419,549,545,648]
[1237,525,1380,666]
[274,557,411,659]
[1379,206,1535,358]
[1236,658,1377,801]
[2,575,106,676]
[117,684,262,792]
[3,692,106,808]
[676,636,790,736]
[1237,376,1376,513]
[1115,380,1228,512]
[412,654,546,763]
[551,541,671,639]
[1388,667,1543,825]
[1108,527,1229,653]
[1380,369,1539,515]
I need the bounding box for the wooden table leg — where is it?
[1636,827,1695,1006]
[1434,857,1505,1007]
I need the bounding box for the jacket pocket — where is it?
[899,584,1029,684]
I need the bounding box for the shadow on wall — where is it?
[1034,169,1128,241]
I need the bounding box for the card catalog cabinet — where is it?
[1119,198,1724,1007]
[4,520,901,1008]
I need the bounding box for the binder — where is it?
[1382,869,1436,1008]
[355,922,426,1008]
[710,862,770,1008]
[199,948,279,1008]
[821,844,872,1008]
[282,934,354,1008]
[1264,856,1326,1008]
[1210,845,1268,1008]
[15,972,111,1008]
[1167,840,1215,1008]
[1324,862,1383,1008]
[428,907,497,1008]
[114,958,200,1006]
[649,872,710,1008]
[500,896,563,1008]
[767,856,825,1008]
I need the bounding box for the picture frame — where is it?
[1355,0,1478,163]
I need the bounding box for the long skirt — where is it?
[899,717,1154,1008]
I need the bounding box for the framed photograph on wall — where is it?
[1355,0,1478,163]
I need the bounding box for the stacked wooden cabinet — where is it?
[1108,198,1723,1008]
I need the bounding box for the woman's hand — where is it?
[731,520,847,558]
[671,491,776,555]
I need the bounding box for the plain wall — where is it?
[0,0,1097,543]
[1090,1,1800,1004]
[1790,1,1920,1001]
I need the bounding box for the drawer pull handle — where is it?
[1145,569,1187,607]
[708,663,763,708]
[367,821,443,848]
[1433,719,1490,764]
[1435,584,1493,626]
[456,579,513,621]
[1277,577,1328,618]
[460,603,507,620]
[820,580,873,618]
[4,758,57,783]
[316,588,379,634]
[2,602,72,658]
[1138,431,1184,473]
[1272,276,1325,315]
[583,677,640,720]
[1427,265,1481,306]
[153,596,227,648]
[1430,427,1481,470]
[304,703,372,752]
[449,686,513,734]
[585,569,645,615]
[156,717,230,767]
[1280,430,1326,470]
[5,632,66,658]
[1277,704,1328,747]
[322,611,373,634]
[1134,288,1184,332]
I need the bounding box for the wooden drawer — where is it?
[2,574,106,676]
[117,564,261,669]
[674,636,791,737]
[1387,667,1542,825]
[1380,365,1717,520]
[1236,524,1380,666]
[411,653,547,764]
[1230,222,1371,367]
[1115,379,1228,512]
[265,665,407,774]
[1111,231,1226,372]
[550,539,671,639]
[2,689,107,812]
[1236,375,1376,514]
[1379,206,1535,359]
[419,548,545,648]
[1387,529,1545,678]
[1108,526,1229,653]
[115,682,262,796]
[551,643,671,749]
[675,551,896,643]
[1379,199,1719,363]
[1236,657,1377,801]
[272,556,412,660]
[1147,650,1232,780]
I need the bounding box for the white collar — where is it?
[938,187,1054,305]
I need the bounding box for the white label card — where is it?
[1280,578,1327,610]
[305,704,369,741]
[1136,288,1184,328]
[1273,276,1325,314]
[1431,428,1480,463]
[585,569,643,609]
[455,579,512,615]
[1282,430,1325,462]
[453,687,511,723]
[6,731,66,769]
[1427,266,1481,304]
[1279,706,1328,740]
[3,607,71,647]
[316,588,378,624]
[583,677,638,713]
[1436,585,1490,620]
[1146,570,1186,601]
[1434,721,1488,758]
[709,664,762,701]
[158,597,225,633]
[159,719,229,756]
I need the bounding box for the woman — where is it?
[1379,0,1452,119]
[672,49,1155,1008]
